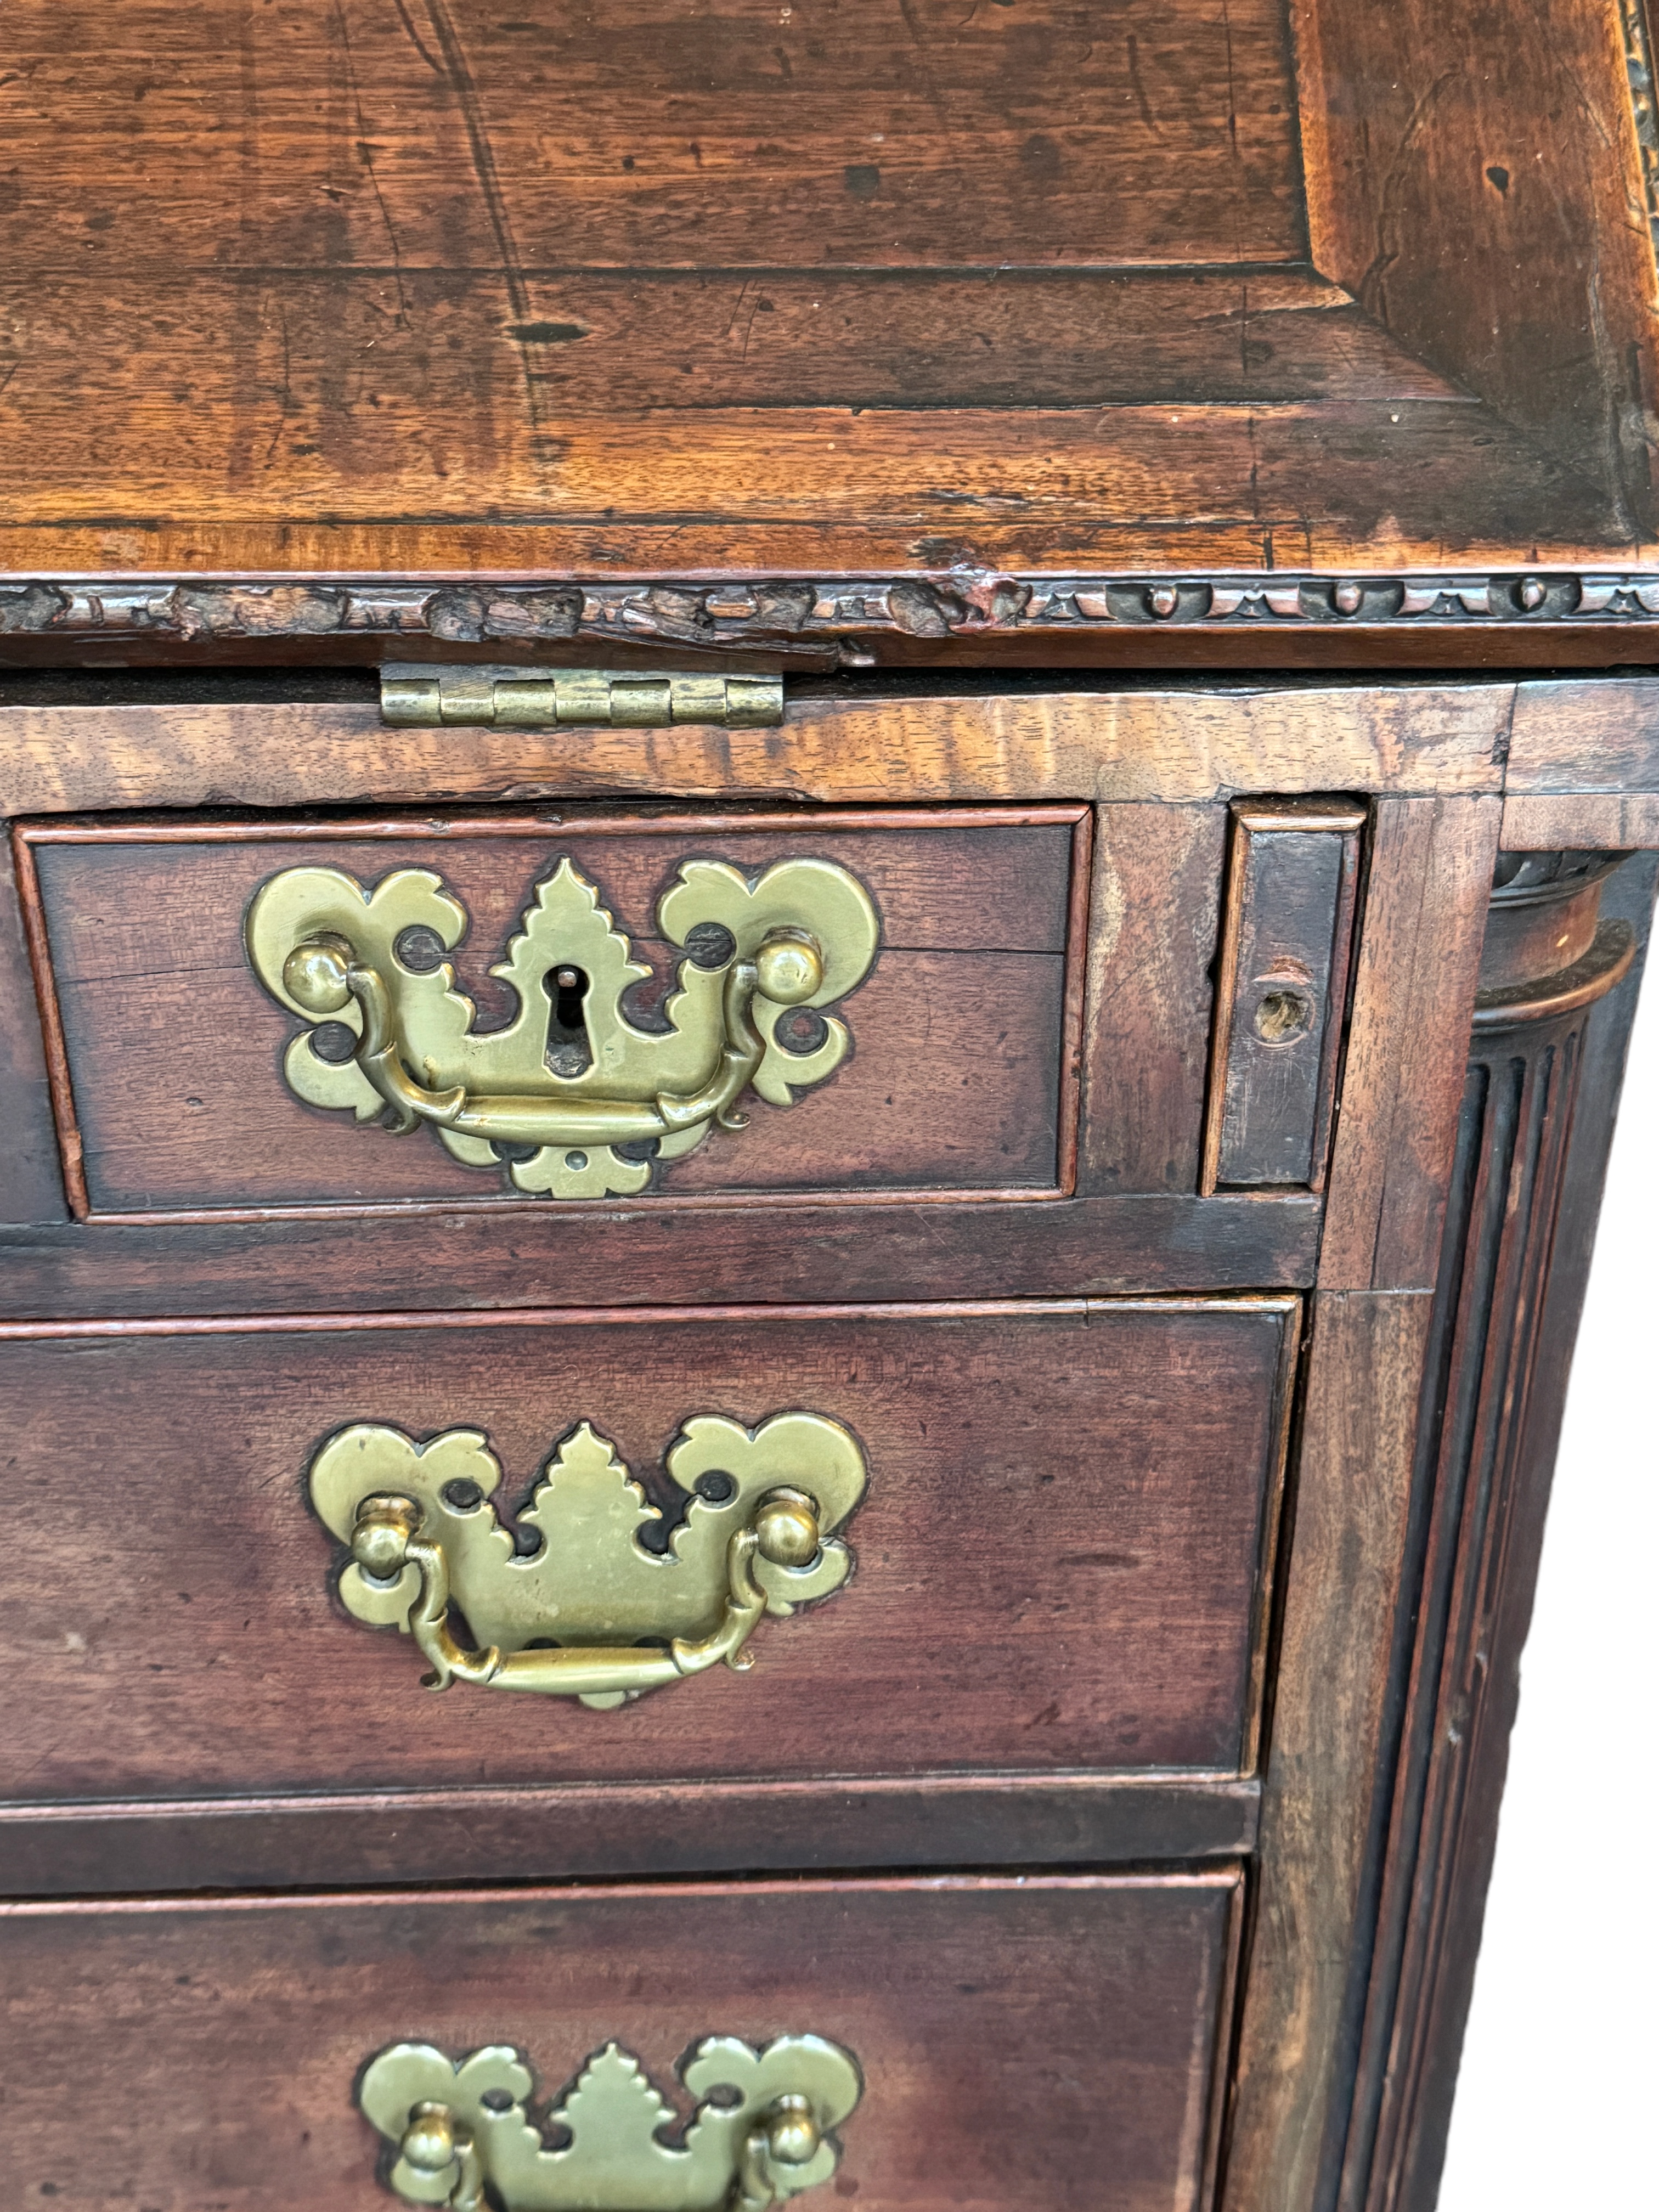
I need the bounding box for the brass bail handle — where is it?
[351,1485,825,1702]
[360,2029,861,2209]
[736,2096,826,2210]
[398,2104,487,2212]
[281,924,826,1148]
[393,2091,825,2212]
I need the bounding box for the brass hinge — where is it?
[381,663,784,729]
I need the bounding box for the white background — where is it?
[1437,943,1658,2204]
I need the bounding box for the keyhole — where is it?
[1254,988,1313,1045]
[546,964,593,1077]
[554,966,588,1031]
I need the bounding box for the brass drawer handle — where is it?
[246,853,879,1198]
[360,2032,861,2209]
[311,1412,867,1709]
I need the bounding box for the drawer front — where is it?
[1,1872,1240,2212]
[20,808,1085,1216]
[0,1298,1293,1805]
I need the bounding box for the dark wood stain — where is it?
[0,835,66,1224]
[1080,802,1226,1196]
[0,1771,1263,1898]
[1,0,1657,2193]
[0,1188,1325,1319]
[0,1874,1242,2212]
[1203,800,1363,1195]
[1336,856,1658,2212]
[0,1299,1296,1806]
[1294,0,1659,539]
[29,815,1079,1214]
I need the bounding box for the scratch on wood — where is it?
[1125,32,1162,137]
[332,0,411,330]
[410,0,543,431]
[261,306,293,472]
[389,0,444,76]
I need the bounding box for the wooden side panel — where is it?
[1202,801,1363,1193]
[0,832,66,1224]
[1223,1290,1434,2212]
[1080,802,1225,1195]
[25,815,1077,1214]
[1320,798,1502,1291]
[0,1300,1294,1809]
[0,1875,1242,2212]
[1293,0,1659,535]
[1501,793,1659,849]
[1505,675,1659,794]
[1336,857,1659,2212]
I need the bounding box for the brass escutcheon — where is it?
[358,2033,861,2209]
[311,1412,867,1708]
[245,851,880,1198]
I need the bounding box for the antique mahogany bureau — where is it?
[3,1,1658,2207]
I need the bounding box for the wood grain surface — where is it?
[2,0,1609,581]
[1080,802,1226,1195]
[4,0,1301,272]
[8,266,1456,417]
[0,1189,1324,1319]
[1293,0,1659,539]
[26,814,1079,1214]
[1336,858,1657,2212]
[1318,797,1503,1293]
[1346,856,1658,2211]
[0,836,66,1225]
[1505,674,1659,793]
[0,1299,1295,1808]
[1222,765,1517,2212]
[0,397,1626,580]
[1222,1289,1434,2212]
[1500,792,1659,849]
[1201,801,1363,1194]
[1,0,1652,602]
[0,1874,1242,2212]
[0,682,1514,815]
[0,1771,1262,1898]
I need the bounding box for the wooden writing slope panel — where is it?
[4,0,1659,664]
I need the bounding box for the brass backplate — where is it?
[313,1410,867,1708]
[246,850,879,1198]
[359,2032,861,2210]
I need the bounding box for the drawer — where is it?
[0,1298,1292,1857]
[0,1871,1241,2212]
[18,807,1086,1217]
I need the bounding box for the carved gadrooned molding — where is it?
[8,570,1659,655]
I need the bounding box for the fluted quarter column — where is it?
[1342,852,1638,2212]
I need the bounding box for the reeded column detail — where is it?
[1346,853,1636,2212]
